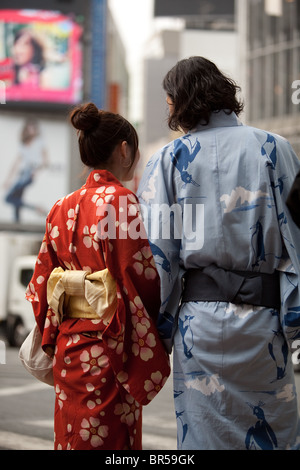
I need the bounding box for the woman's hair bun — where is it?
[70,102,100,132]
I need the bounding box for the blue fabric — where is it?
[137,110,300,450]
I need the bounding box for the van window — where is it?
[20,269,34,288]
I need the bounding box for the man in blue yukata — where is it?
[138,56,300,450]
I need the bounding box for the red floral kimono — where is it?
[26,170,170,450]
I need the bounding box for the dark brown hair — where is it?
[13,29,45,85]
[163,56,244,131]
[70,102,139,168]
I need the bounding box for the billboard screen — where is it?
[0,9,83,105]
[0,113,69,225]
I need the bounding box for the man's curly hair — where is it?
[163,56,244,131]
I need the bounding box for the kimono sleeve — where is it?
[97,187,171,405]
[25,219,59,349]
[137,146,183,353]
[268,136,300,352]
[98,187,161,319]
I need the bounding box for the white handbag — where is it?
[19,324,54,386]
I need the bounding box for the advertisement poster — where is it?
[0,9,83,104]
[0,113,69,225]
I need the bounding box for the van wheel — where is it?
[6,316,27,348]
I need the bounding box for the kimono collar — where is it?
[85,169,123,188]
[192,110,243,133]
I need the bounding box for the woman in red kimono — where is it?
[26,103,170,450]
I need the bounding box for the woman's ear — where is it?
[120,141,132,168]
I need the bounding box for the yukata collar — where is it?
[191,110,243,133]
[85,169,123,188]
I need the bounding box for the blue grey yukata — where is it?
[137,110,300,450]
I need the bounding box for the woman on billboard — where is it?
[12,28,46,88]
[0,9,83,104]
[3,117,48,222]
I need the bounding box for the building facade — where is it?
[240,0,300,154]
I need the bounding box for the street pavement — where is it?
[0,343,177,451]
[1,331,300,451]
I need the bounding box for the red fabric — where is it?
[26,170,170,450]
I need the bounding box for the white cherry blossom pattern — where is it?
[144,371,168,402]
[83,224,100,251]
[92,186,116,211]
[44,308,58,329]
[86,383,95,392]
[132,246,157,280]
[79,417,108,448]
[64,260,77,270]
[25,283,39,303]
[114,394,140,427]
[55,192,74,207]
[66,205,79,231]
[129,296,150,328]
[39,235,48,254]
[69,243,77,254]
[36,275,45,285]
[127,193,138,204]
[107,324,125,355]
[48,224,60,252]
[66,334,80,347]
[55,197,64,207]
[64,442,73,450]
[131,324,156,361]
[93,172,101,182]
[64,355,71,366]
[52,353,57,368]
[85,386,102,410]
[127,193,140,217]
[116,371,130,392]
[82,265,92,273]
[90,321,103,330]
[55,385,67,409]
[80,345,109,376]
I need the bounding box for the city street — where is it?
[1,337,300,451]
[0,341,177,451]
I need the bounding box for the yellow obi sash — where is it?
[47,267,117,325]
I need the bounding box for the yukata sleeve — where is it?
[286,170,300,228]
[268,136,300,352]
[97,187,170,405]
[25,218,59,350]
[137,148,183,354]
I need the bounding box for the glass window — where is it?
[296,0,300,39]
[282,0,293,41]
[247,0,300,122]
[20,268,34,288]
[273,51,281,117]
[291,45,300,115]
